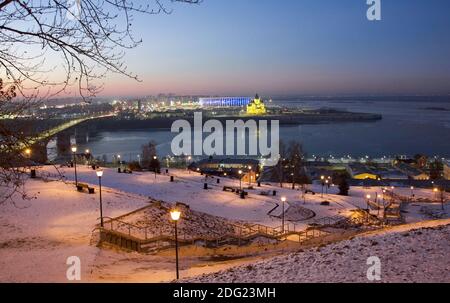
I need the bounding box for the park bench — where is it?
[235,189,248,196]
[305,189,316,195]
[118,168,133,174]
[259,190,271,196]
[223,186,236,193]
[77,183,95,194]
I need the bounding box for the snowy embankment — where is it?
[184,219,450,283]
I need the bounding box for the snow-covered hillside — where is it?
[184,220,450,283]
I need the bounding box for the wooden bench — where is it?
[235,189,248,196]
[77,183,95,194]
[223,186,236,193]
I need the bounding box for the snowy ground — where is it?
[0,165,448,282]
[183,219,450,283]
[0,178,261,282]
[39,165,449,227]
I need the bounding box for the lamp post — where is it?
[281,196,286,234]
[366,194,371,210]
[24,148,31,158]
[320,175,325,198]
[170,209,181,280]
[366,194,371,222]
[248,166,252,187]
[376,194,381,216]
[71,146,78,186]
[96,170,104,227]
[325,179,329,194]
[238,170,243,190]
[153,156,157,180]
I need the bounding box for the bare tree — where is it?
[0,79,34,202]
[0,0,200,202]
[0,0,201,98]
[141,140,157,169]
[287,141,306,190]
[271,140,286,188]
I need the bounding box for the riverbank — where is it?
[85,111,382,130]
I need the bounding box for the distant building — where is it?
[347,163,378,180]
[198,97,251,107]
[305,161,347,180]
[395,162,430,180]
[241,171,258,183]
[246,94,267,115]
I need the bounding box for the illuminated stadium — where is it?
[198,97,251,107]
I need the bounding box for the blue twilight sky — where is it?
[99,0,450,97]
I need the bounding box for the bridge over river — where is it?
[24,114,115,163]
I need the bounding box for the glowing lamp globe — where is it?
[96,170,104,178]
[170,210,181,221]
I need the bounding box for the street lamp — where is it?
[410,186,414,198]
[376,194,381,216]
[433,187,438,200]
[238,170,243,190]
[24,148,31,157]
[248,166,252,186]
[281,196,286,233]
[366,194,371,210]
[96,170,104,227]
[170,209,182,280]
[187,156,192,172]
[320,176,325,198]
[117,154,121,168]
[71,146,78,186]
[325,179,329,194]
[153,156,158,179]
[366,194,371,222]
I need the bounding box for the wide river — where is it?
[60,97,450,161]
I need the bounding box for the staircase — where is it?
[95,215,329,253]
